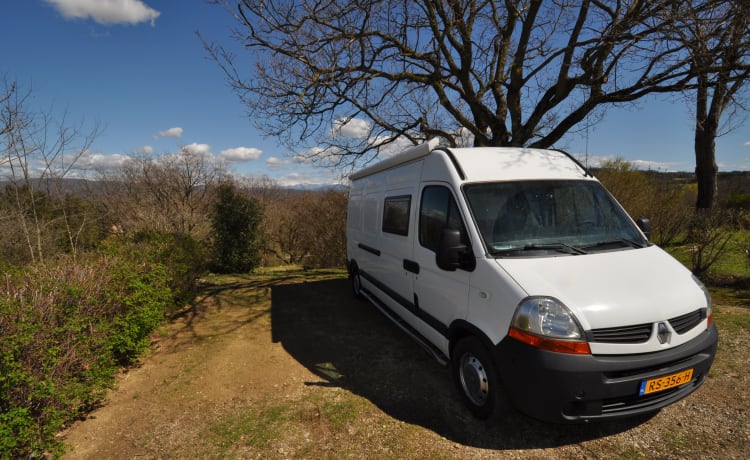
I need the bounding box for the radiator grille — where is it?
[669,309,706,334]
[590,323,652,344]
[589,309,705,344]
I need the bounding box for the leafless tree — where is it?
[665,0,750,209]
[203,0,705,169]
[0,79,100,263]
[97,148,229,240]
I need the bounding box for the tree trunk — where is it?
[694,124,718,209]
[693,77,719,210]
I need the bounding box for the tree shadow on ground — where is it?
[271,278,653,450]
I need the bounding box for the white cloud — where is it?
[78,152,130,170]
[137,145,154,154]
[45,0,160,26]
[744,141,750,147]
[183,142,212,155]
[274,171,345,188]
[220,147,262,162]
[332,118,371,139]
[157,127,183,138]
[266,157,289,170]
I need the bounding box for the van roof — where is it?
[448,146,590,182]
[348,140,590,182]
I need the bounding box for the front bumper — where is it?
[494,324,718,423]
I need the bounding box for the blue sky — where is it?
[2,1,749,187]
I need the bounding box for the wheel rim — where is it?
[459,353,489,406]
[352,272,362,295]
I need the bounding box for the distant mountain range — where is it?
[2,171,748,198]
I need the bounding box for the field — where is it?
[61,269,749,459]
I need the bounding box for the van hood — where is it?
[496,246,707,330]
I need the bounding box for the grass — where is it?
[202,392,371,458]
[665,230,750,278]
[712,306,750,334]
[209,403,293,452]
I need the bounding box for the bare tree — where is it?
[666,0,750,209]
[0,79,100,263]
[97,148,229,240]
[203,0,705,169]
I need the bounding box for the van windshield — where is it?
[464,180,647,256]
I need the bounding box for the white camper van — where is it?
[346,139,718,423]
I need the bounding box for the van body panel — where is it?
[462,259,528,346]
[346,142,718,423]
[496,246,706,330]
[448,147,588,182]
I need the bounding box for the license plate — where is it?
[639,368,694,396]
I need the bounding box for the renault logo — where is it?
[657,322,671,344]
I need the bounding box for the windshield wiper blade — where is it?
[521,243,587,255]
[491,243,586,256]
[584,238,645,250]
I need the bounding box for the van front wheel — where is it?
[451,337,501,420]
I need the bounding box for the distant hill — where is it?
[2,171,747,200]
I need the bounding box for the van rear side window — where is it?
[382,195,411,236]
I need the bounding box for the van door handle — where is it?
[403,259,420,274]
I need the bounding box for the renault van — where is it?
[346,139,717,423]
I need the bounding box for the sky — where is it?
[1,1,749,188]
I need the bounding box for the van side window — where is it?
[420,186,468,251]
[382,195,411,236]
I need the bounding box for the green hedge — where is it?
[0,232,204,458]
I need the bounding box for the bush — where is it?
[0,231,202,458]
[687,210,734,276]
[103,260,172,364]
[0,261,118,458]
[595,159,693,246]
[210,182,262,273]
[100,231,207,311]
[723,193,750,210]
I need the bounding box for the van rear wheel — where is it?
[451,337,502,419]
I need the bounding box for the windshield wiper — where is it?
[523,243,587,255]
[583,238,645,250]
[493,243,586,256]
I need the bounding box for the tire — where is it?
[350,264,365,300]
[451,336,503,420]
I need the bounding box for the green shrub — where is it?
[595,159,693,246]
[0,231,203,458]
[104,261,172,364]
[210,182,262,273]
[100,231,207,311]
[0,261,117,458]
[723,193,750,210]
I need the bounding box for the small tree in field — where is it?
[210,181,262,273]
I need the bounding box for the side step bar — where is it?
[360,288,449,367]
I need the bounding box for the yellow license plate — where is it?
[639,369,694,395]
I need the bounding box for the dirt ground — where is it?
[60,270,749,459]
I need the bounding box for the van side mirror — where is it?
[436,229,476,272]
[636,218,651,240]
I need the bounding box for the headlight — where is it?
[512,297,583,339]
[692,275,713,328]
[509,297,590,354]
